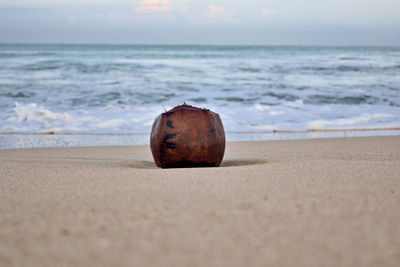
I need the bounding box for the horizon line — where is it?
[1,42,400,48]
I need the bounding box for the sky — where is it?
[0,0,399,45]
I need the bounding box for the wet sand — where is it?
[1,136,400,266]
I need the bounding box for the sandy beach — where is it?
[1,136,399,267]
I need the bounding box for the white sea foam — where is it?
[308,113,395,130]
[251,125,277,131]
[11,103,72,128]
[95,119,126,129]
[2,102,399,134]
[269,111,285,116]
[103,104,114,110]
[285,100,304,108]
[254,103,271,111]
[143,121,155,126]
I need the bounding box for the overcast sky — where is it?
[0,0,399,45]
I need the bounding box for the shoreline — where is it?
[1,125,400,135]
[1,136,399,266]
[1,128,400,150]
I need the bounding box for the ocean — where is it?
[0,44,400,148]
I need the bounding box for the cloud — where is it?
[134,0,171,13]
[173,0,189,14]
[0,0,129,8]
[203,5,235,22]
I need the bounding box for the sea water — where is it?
[0,44,399,148]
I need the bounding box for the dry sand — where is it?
[1,136,400,267]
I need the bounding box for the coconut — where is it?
[150,104,225,168]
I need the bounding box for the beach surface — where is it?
[1,136,400,267]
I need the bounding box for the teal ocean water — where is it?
[0,44,400,148]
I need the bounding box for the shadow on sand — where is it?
[130,159,267,169]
